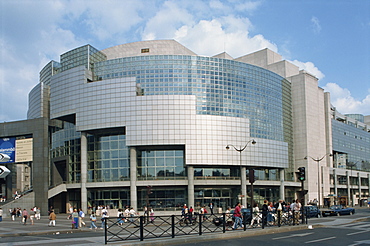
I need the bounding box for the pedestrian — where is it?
[49,210,56,227]
[262,200,268,226]
[100,209,109,229]
[11,208,16,221]
[78,208,86,227]
[149,207,154,223]
[117,209,124,225]
[22,208,29,225]
[36,207,41,220]
[90,212,98,229]
[209,202,214,215]
[0,207,3,222]
[293,199,302,225]
[30,207,35,225]
[232,202,243,230]
[129,207,136,222]
[72,209,79,229]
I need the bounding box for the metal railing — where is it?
[103,208,309,244]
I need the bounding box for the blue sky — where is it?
[1,0,369,122]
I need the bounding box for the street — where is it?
[177,219,370,246]
[0,207,369,245]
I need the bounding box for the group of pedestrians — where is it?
[6,207,41,225]
[231,199,303,230]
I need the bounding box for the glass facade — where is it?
[195,188,237,210]
[194,167,240,179]
[137,149,186,180]
[332,119,370,171]
[138,187,187,210]
[88,188,130,209]
[87,133,130,182]
[51,122,81,183]
[60,45,106,72]
[93,55,292,144]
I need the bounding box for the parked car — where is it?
[321,205,355,217]
[212,208,252,226]
[304,205,321,218]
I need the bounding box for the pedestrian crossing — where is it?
[333,221,370,230]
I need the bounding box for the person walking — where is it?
[49,210,56,227]
[0,207,3,222]
[89,212,98,229]
[22,208,29,225]
[209,203,214,215]
[78,208,86,227]
[232,202,243,230]
[72,209,79,229]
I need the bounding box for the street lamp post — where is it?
[226,140,256,207]
[304,153,332,208]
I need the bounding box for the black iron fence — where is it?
[103,208,310,244]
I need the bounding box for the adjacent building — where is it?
[0,40,369,214]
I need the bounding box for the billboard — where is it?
[0,138,16,163]
[15,138,33,162]
[0,137,33,163]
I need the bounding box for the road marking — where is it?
[272,232,313,240]
[347,230,370,236]
[305,236,336,244]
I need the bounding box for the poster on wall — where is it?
[15,138,33,162]
[0,138,16,163]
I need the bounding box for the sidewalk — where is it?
[0,207,368,245]
[0,213,96,237]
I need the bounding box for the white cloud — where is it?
[171,16,276,57]
[323,83,370,115]
[290,60,325,80]
[311,16,322,34]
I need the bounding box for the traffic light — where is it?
[297,167,305,181]
[249,169,255,184]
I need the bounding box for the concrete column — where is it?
[80,132,88,212]
[187,166,194,208]
[279,169,285,200]
[333,169,338,199]
[130,147,137,210]
[368,174,370,198]
[358,172,361,205]
[347,170,351,206]
[241,166,247,206]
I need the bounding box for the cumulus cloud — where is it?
[311,16,322,34]
[323,83,370,115]
[290,60,325,80]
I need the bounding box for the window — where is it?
[141,48,150,53]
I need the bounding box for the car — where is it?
[321,205,355,217]
[304,205,321,218]
[212,208,252,226]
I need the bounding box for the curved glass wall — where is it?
[93,55,292,143]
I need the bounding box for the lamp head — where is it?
[251,140,256,145]
[225,145,230,150]
[304,156,308,160]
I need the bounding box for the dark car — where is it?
[321,205,355,217]
[212,208,252,226]
[304,205,321,218]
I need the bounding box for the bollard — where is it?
[171,215,175,238]
[140,216,144,241]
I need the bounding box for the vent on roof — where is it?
[141,48,150,53]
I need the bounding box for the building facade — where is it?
[0,40,369,214]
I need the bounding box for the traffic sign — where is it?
[0,165,10,178]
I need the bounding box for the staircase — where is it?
[48,183,67,199]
